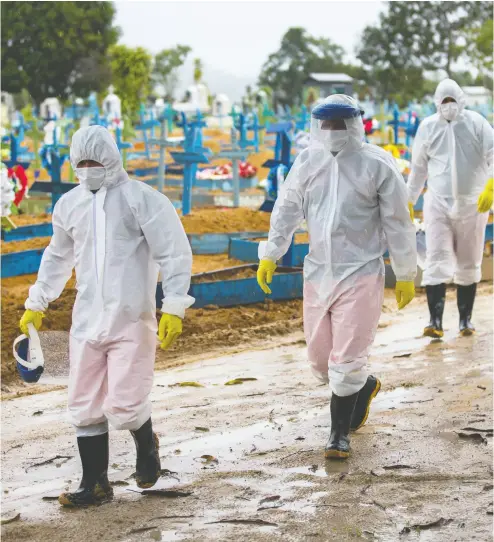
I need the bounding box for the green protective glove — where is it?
[19,309,44,336]
[257,258,278,295]
[408,202,415,222]
[477,178,493,213]
[395,281,415,310]
[158,313,183,350]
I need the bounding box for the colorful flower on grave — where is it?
[363,118,374,135]
[237,161,257,179]
[8,164,29,206]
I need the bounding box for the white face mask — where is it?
[326,131,348,152]
[75,167,106,190]
[440,102,459,121]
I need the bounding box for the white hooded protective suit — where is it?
[407,79,493,286]
[264,95,417,396]
[26,126,194,436]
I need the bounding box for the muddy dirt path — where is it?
[1,289,492,542]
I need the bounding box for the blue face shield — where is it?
[312,102,365,121]
[310,100,365,152]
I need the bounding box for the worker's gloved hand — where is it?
[477,178,493,213]
[158,313,183,350]
[19,309,44,336]
[257,258,277,295]
[408,202,415,222]
[395,281,415,310]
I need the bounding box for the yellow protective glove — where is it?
[19,309,44,336]
[408,202,415,222]
[158,313,182,350]
[477,178,493,213]
[257,258,277,295]
[395,281,415,310]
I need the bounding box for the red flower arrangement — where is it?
[8,165,29,206]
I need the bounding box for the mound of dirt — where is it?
[2,237,51,254]
[3,208,271,240]
[180,208,271,234]
[7,213,51,226]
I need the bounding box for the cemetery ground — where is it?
[1,283,492,542]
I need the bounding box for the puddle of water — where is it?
[285,479,315,488]
[281,490,331,515]
[373,387,432,412]
[158,530,186,541]
[438,431,457,443]
[285,466,328,478]
[157,403,330,470]
[323,460,351,476]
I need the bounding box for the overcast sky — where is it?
[114,1,384,79]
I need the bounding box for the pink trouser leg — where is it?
[422,194,455,286]
[304,282,332,384]
[453,208,489,285]
[304,274,384,396]
[104,325,156,431]
[68,324,156,434]
[68,336,108,435]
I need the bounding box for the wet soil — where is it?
[1,287,492,541]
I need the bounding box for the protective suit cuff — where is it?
[407,188,422,206]
[395,274,417,282]
[161,295,195,319]
[25,298,47,312]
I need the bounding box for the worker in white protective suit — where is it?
[257,95,417,459]
[19,126,194,507]
[407,79,493,338]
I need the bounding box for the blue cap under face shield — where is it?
[312,102,365,121]
[310,97,366,153]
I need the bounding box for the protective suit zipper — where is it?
[326,159,339,269]
[448,123,458,214]
[92,194,99,283]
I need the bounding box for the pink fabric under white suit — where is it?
[407,79,493,286]
[422,193,489,286]
[25,126,194,436]
[262,95,417,397]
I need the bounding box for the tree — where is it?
[152,45,191,101]
[242,85,255,109]
[258,27,346,107]
[1,1,119,105]
[357,1,493,104]
[110,45,152,116]
[357,22,427,105]
[193,59,203,84]
[466,18,493,76]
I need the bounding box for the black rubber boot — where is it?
[457,283,476,336]
[423,284,446,338]
[58,433,113,507]
[325,392,359,460]
[130,418,161,488]
[350,375,381,431]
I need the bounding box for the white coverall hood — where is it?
[309,94,365,157]
[70,125,126,189]
[434,79,466,119]
[408,78,493,207]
